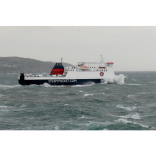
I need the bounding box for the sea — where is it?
[0,72,156,130]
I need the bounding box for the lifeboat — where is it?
[107,62,114,67]
[99,66,105,69]
[107,62,114,64]
[81,66,89,69]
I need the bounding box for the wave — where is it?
[120,113,141,120]
[27,83,66,88]
[0,84,21,89]
[64,104,69,106]
[116,105,137,111]
[20,104,26,107]
[79,90,85,93]
[0,105,12,113]
[0,105,11,108]
[126,84,141,86]
[115,118,150,129]
[78,115,93,120]
[84,121,114,130]
[115,118,131,124]
[55,126,59,130]
[72,82,95,87]
[42,83,65,88]
[42,83,95,88]
[103,74,125,85]
[84,93,94,97]
[131,79,136,81]
[0,94,5,98]
[127,95,135,98]
[99,93,105,95]
[149,81,156,84]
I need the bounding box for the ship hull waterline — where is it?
[18,79,102,86]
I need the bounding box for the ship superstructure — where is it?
[18,55,115,85]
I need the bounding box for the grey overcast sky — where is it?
[0,26,156,71]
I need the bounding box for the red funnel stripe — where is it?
[50,69,64,75]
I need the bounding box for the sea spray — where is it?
[103,74,125,84]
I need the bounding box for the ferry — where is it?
[18,55,116,85]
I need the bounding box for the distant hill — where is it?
[0,57,72,74]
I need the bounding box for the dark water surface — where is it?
[0,72,156,130]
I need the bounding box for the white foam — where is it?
[116,105,137,111]
[120,113,141,120]
[116,118,150,129]
[78,115,93,119]
[80,115,85,118]
[43,83,51,87]
[126,84,141,86]
[72,82,95,87]
[103,74,125,85]
[116,118,131,124]
[79,90,85,92]
[137,123,149,128]
[0,106,9,108]
[132,79,136,81]
[99,93,105,95]
[55,126,59,130]
[43,83,65,88]
[0,84,21,89]
[20,104,26,107]
[64,104,69,106]
[0,105,11,112]
[84,93,94,97]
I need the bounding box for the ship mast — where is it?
[100,55,104,64]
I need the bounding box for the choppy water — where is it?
[0,72,156,130]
